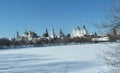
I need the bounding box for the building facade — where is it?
[15,30,38,41]
[72,25,88,38]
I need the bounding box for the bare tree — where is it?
[98,1,120,73]
[96,0,120,41]
[109,0,120,35]
[96,0,120,35]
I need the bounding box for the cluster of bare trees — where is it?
[99,0,120,41]
[0,37,93,49]
[99,0,120,73]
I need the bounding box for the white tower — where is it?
[76,26,81,37]
[72,26,81,38]
[50,26,56,39]
[16,31,20,38]
[81,25,88,36]
[72,25,88,38]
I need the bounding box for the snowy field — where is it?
[0,43,119,73]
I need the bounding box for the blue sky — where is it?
[0,0,111,38]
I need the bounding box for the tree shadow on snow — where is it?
[0,54,100,73]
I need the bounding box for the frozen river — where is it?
[0,43,118,73]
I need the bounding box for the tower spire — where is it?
[50,25,55,38]
[16,31,19,38]
[59,28,64,38]
[43,28,49,37]
[83,25,86,29]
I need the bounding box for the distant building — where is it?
[15,31,22,41]
[58,29,65,39]
[43,28,49,37]
[12,25,101,44]
[72,25,88,38]
[92,36,109,42]
[50,27,56,39]
[89,32,98,38]
[15,30,38,41]
[22,30,38,41]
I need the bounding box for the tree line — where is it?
[0,36,98,49]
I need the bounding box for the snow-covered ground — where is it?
[0,43,119,73]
